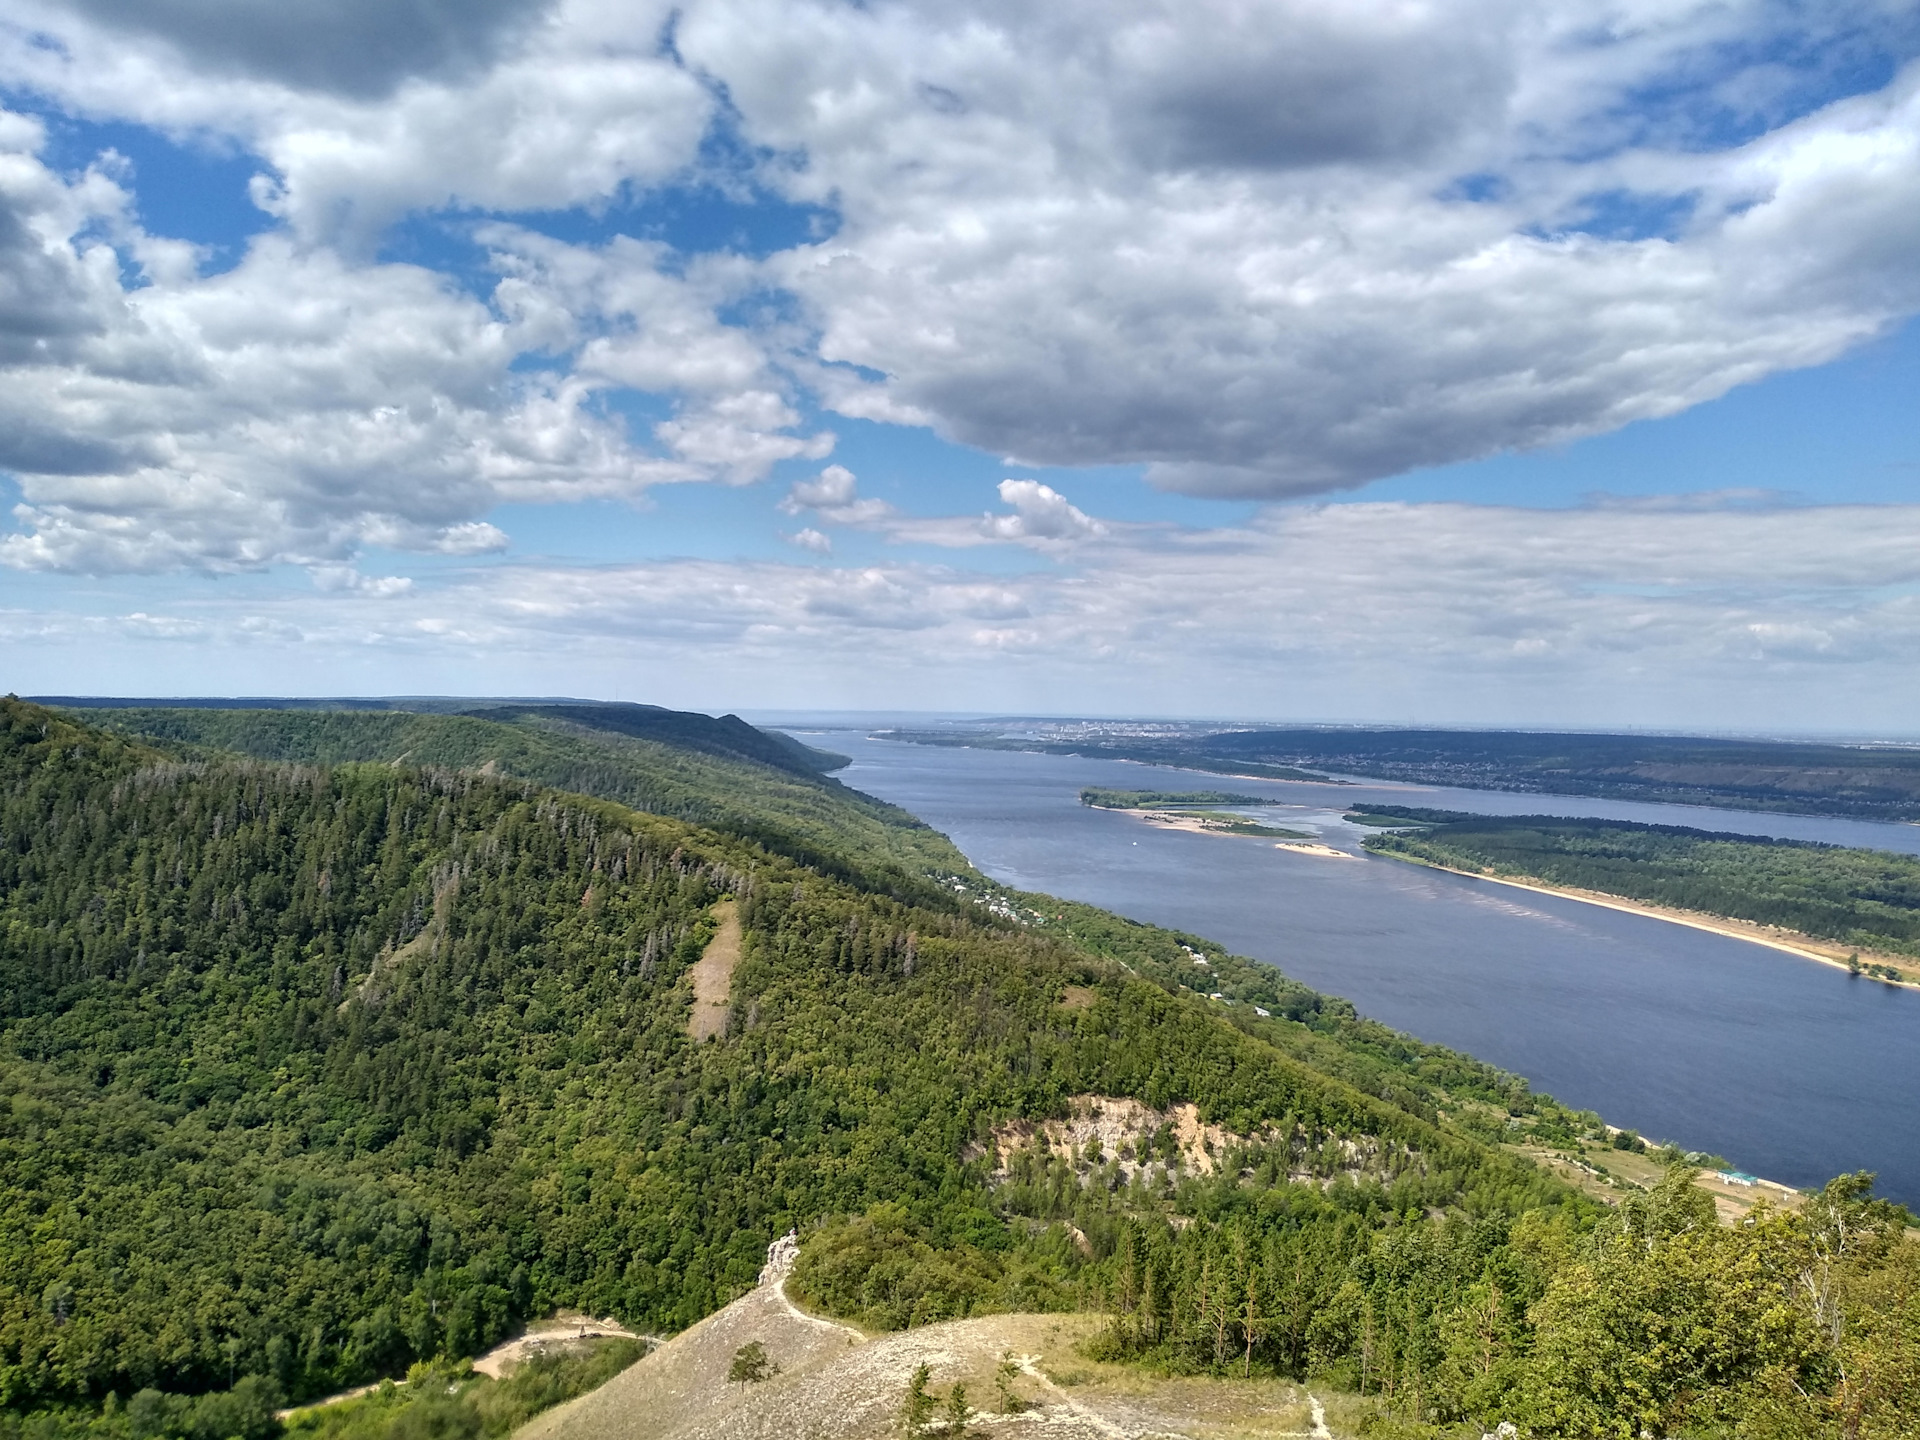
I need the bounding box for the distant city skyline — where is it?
[4,1,1920,728]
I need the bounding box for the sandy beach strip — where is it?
[1120,807,1279,835]
[1107,807,1361,857]
[1391,856,1918,989]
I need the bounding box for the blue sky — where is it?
[3,0,1920,729]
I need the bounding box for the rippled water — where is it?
[811,731,1920,1205]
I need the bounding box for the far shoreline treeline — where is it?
[1357,806,1920,983]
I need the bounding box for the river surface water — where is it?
[804,730,1920,1205]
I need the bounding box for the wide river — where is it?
[806,730,1920,1205]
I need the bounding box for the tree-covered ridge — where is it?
[461,704,847,777]
[66,704,1589,1131]
[30,700,846,780]
[63,706,963,895]
[1358,808,1920,959]
[0,700,1556,1418]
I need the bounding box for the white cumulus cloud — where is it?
[980,480,1104,543]
[785,526,830,553]
[690,0,1920,493]
[0,0,1916,577]
[779,467,1108,551]
[0,117,823,574]
[16,496,1917,726]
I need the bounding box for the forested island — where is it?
[1079,788,1276,809]
[2,699,1916,1439]
[1359,808,1920,983]
[1079,789,1309,838]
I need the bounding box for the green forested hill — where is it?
[28,700,846,779]
[0,702,1550,1402]
[3,701,1916,1439]
[62,705,958,894]
[60,707,1570,1132]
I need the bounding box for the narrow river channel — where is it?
[805,729,1920,1206]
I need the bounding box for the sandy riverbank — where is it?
[1112,806,1361,857]
[1389,855,1919,990]
[1116,807,1301,838]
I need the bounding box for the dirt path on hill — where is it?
[472,1317,647,1378]
[687,899,741,1041]
[277,1316,648,1418]
[773,1275,865,1341]
[521,1287,1325,1440]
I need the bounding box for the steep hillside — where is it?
[0,703,1549,1395]
[61,705,956,893]
[2,700,1914,1440]
[57,705,1590,1135]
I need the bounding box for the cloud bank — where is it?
[4,0,1920,728]
[718,0,1920,492]
[0,0,1910,577]
[0,115,821,572]
[14,498,1920,729]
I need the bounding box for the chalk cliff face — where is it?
[758,1230,800,1286]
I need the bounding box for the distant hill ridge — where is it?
[48,701,918,894]
[31,697,848,778]
[893,721,1920,820]
[1198,726,1920,818]
[460,704,847,777]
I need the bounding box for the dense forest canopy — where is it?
[2,701,1915,1439]
[64,705,952,897]
[34,699,848,779]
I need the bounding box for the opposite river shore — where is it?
[1363,852,1920,989]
